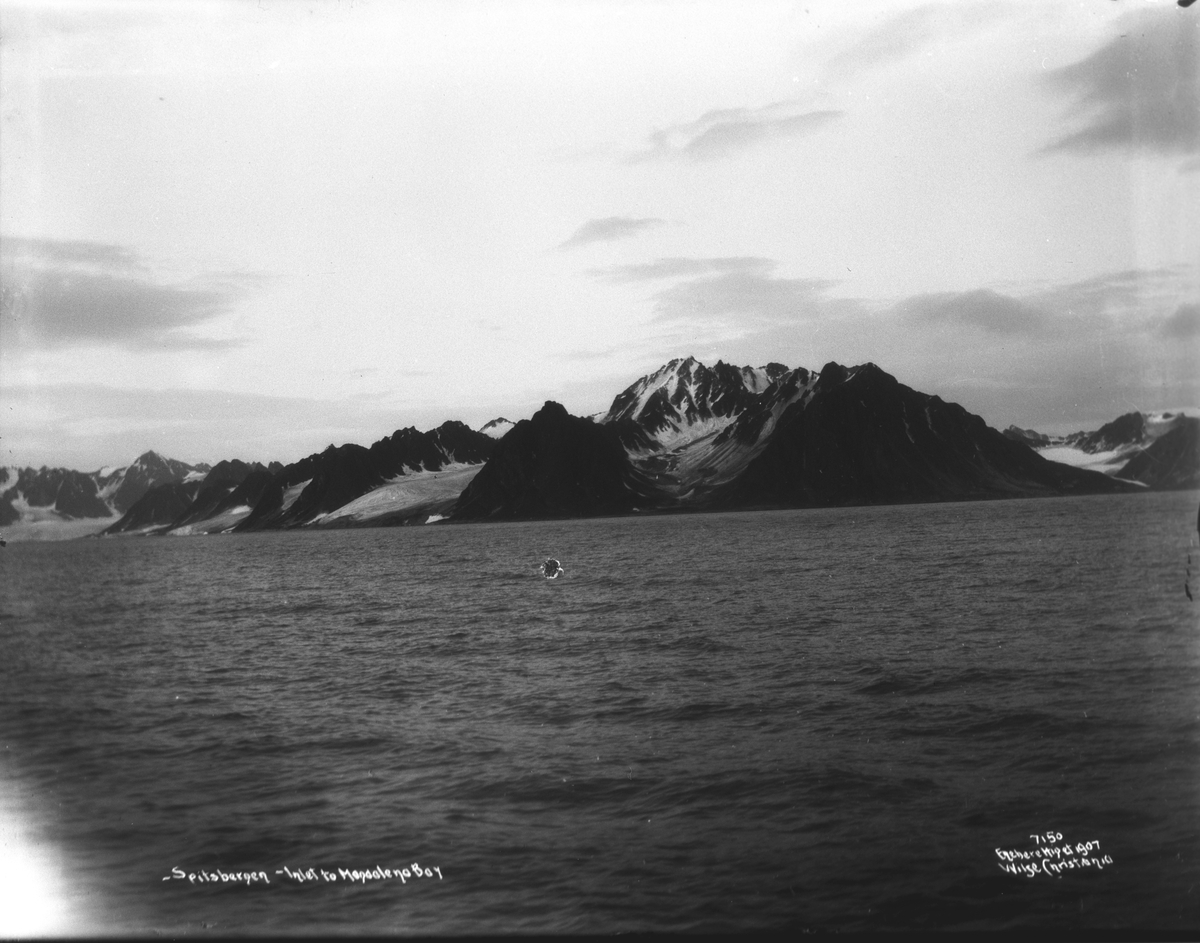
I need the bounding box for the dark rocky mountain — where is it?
[1115,417,1200,490]
[98,450,210,513]
[1,466,113,521]
[100,459,285,535]
[214,468,279,517]
[0,450,209,529]
[714,362,1133,509]
[1068,412,1147,454]
[170,460,271,528]
[593,357,813,507]
[449,360,1141,521]
[453,401,653,520]
[102,480,205,534]
[237,421,495,530]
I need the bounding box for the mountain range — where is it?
[0,451,213,528]
[2,357,1194,540]
[1003,410,1200,490]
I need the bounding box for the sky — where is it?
[1,0,1197,470]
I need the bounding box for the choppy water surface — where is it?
[1,492,1198,935]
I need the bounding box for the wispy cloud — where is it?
[628,101,842,163]
[590,256,844,324]
[590,256,776,283]
[1024,267,1192,318]
[651,270,840,323]
[0,237,253,351]
[1041,9,1199,155]
[825,2,1010,81]
[894,288,1049,335]
[560,346,628,362]
[0,382,410,469]
[892,269,1196,338]
[584,262,1197,433]
[558,216,665,250]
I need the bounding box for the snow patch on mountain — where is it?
[2,489,114,539]
[634,414,740,454]
[279,479,312,513]
[167,504,254,536]
[309,464,481,525]
[479,418,515,439]
[1037,446,1126,473]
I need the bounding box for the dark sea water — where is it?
[1,491,1198,936]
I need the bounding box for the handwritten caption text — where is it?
[995,831,1113,877]
[163,863,443,887]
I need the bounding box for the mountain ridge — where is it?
[4,358,1192,540]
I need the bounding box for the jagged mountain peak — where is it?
[601,357,797,449]
[480,417,517,440]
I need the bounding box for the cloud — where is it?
[583,262,1198,435]
[0,237,252,351]
[590,256,845,324]
[1041,9,1199,155]
[1024,267,1192,319]
[651,270,840,323]
[821,269,1197,431]
[892,270,1197,339]
[629,101,842,162]
[3,237,144,270]
[560,346,627,362]
[558,216,665,249]
[825,2,1010,80]
[895,288,1049,334]
[1161,301,1200,338]
[590,256,776,283]
[0,382,412,469]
